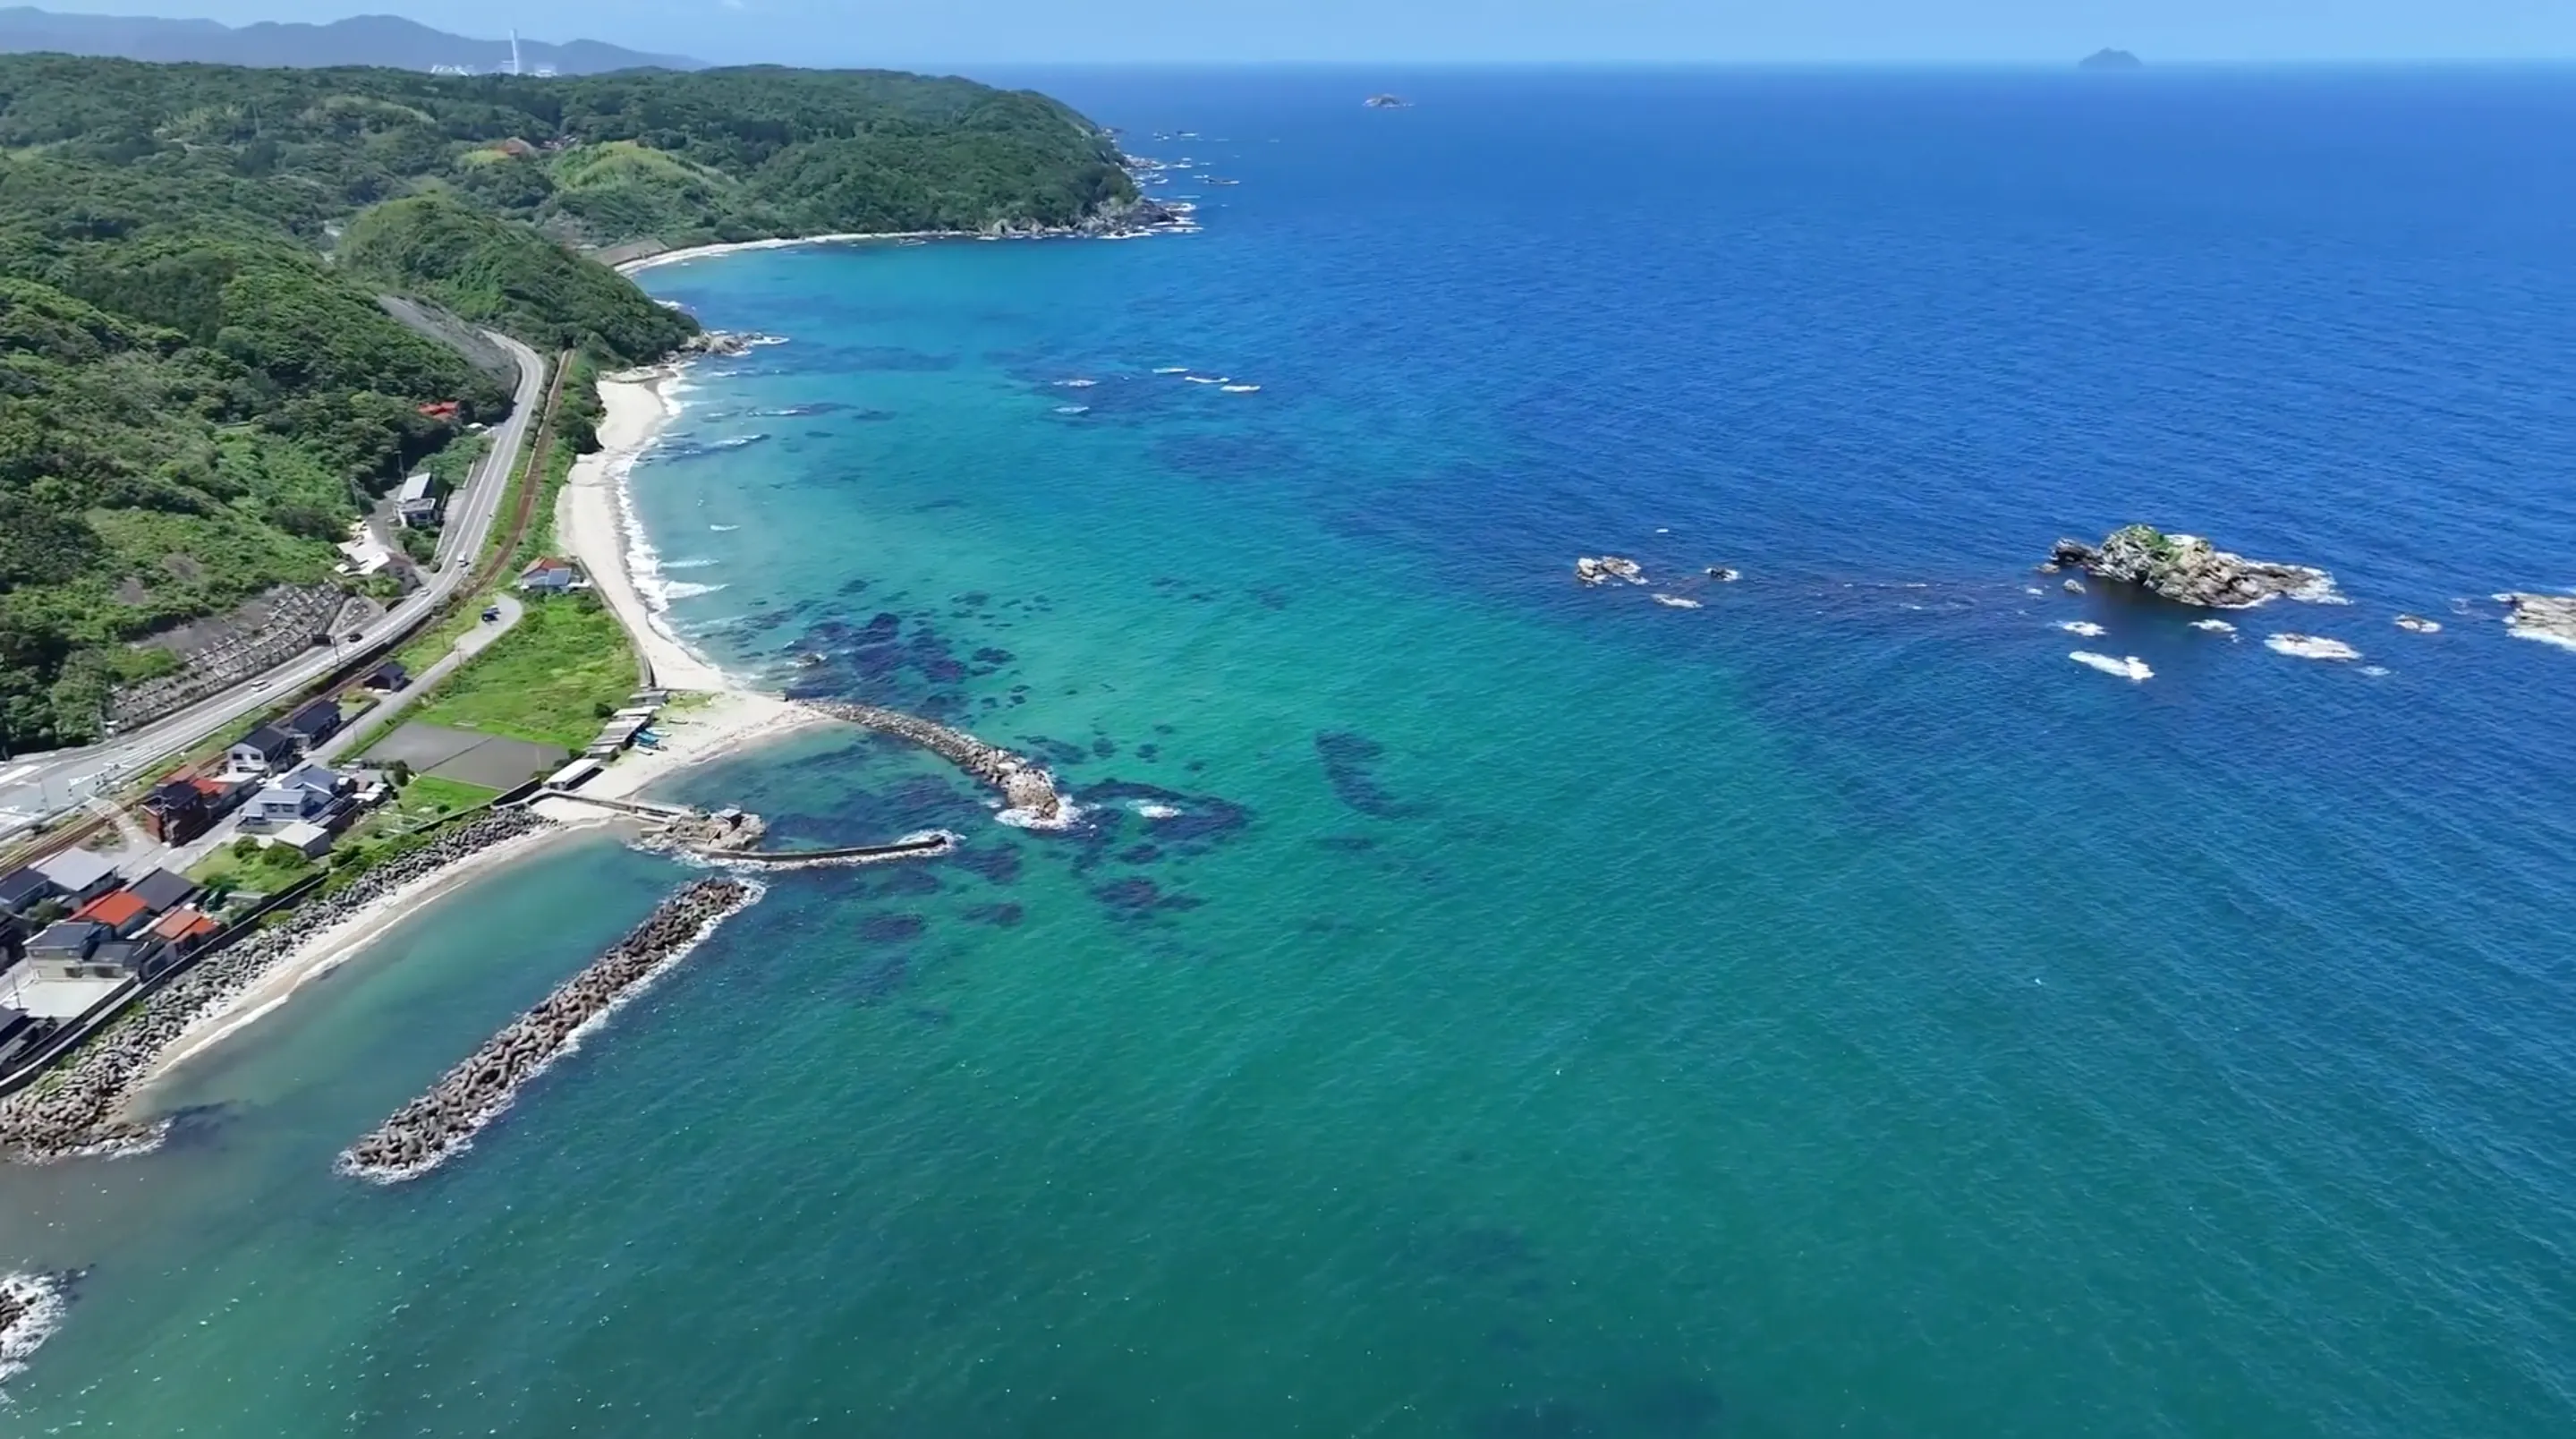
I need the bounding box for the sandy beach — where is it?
[138,818,606,1089]
[617,231,950,275]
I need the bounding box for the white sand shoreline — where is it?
[617,230,955,275]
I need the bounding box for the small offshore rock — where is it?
[1704,566,1741,582]
[2264,633,2362,661]
[2497,592,2576,651]
[2062,578,2087,595]
[1574,556,1646,586]
[2050,525,2337,609]
[2393,614,2443,634]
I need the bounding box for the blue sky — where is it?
[33,1,2576,67]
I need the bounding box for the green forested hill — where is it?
[0,55,1137,751]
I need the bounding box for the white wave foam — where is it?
[1054,404,1092,415]
[1054,378,1098,388]
[1652,593,1703,609]
[656,581,728,600]
[2069,651,2154,681]
[1152,366,1189,374]
[709,524,741,532]
[996,800,1084,831]
[659,558,721,571]
[0,1272,67,1381]
[2057,620,2106,637]
[2264,634,2361,661]
[2359,665,2391,677]
[1220,383,1262,393]
[1185,375,1228,385]
[1131,801,1184,820]
[2189,618,2238,635]
[2505,626,2576,652]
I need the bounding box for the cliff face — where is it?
[2049,526,2338,609]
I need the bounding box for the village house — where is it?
[125,868,198,915]
[31,851,119,907]
[270,820,335,859]
[395,471,443,528]
[363,660,410,693]
[229,725,298,775]
[242,763,347,832]
[0,866,56,917]
[517,556,582,592]
[25,919,108,981]
[70,889,155,940]
[147,907,222,958]
[281,699,343,750]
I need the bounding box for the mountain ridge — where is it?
[0,6,698,74]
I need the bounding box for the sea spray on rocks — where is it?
[801,701,1075,828]
[0,1272,68,1380]
[337,877,765,1183]
[0,809,554,1164]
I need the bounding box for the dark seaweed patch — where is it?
[854,913,927,945]
[845,955,911,1004]
[838,577,873,596]
[867,866,942,898]
[1116,843,1162,864]
[1314,835,1379,852]
[1019,736,1089,767]
[948,844,1024,885]
[1084,780,1252,847]
[972,647,1014,665]
[1090,736,1117,759]
[1135,743,1159,762]
[963,902,1025,927]
[1090,877,1205,917]
[1315,731,1430,818]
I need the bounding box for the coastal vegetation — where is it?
[0,53,1134,753]
[404,593,637,750]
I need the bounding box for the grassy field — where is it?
[404,592,635,750]
[394,774,498,819]
[187,836,318,898]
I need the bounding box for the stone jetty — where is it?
[0,808,552,1164]
[0,1272,67,1378]
[2048,526,2338,608]
[803,700,1072,827]
[339,877,763,1183]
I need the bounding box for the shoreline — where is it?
[135,818,608,1093]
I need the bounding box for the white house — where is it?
[517,556,581,592]
[241,763,344,831]
[395,472,442,528]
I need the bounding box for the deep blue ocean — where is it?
[2,68,2574,1438]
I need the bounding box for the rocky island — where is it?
[1574,556,1646,586]
[2498,592,2576,651]
[2048,526,2338,609]
[2080,48,2144,70]
[1365,94,1411,108]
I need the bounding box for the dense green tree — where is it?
[0,54,1132,752]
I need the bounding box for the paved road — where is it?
[0,335,547,839]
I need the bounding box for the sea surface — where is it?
[4,68,2575,1438]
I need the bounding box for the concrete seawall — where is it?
[338,876,764,1183]
[0,808,554,1163]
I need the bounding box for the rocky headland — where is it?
[0,808,553,1163]
[339,877,763,1183]
[803,700,1073,827]
[2498,592,2576,651]
[2048,526,2339,609]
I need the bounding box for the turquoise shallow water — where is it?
[4,69,2576,1437]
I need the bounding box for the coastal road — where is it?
[0,333,548,839]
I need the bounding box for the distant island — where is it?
[0,5,696,73]
[1365,93,1410,108]
[2079,48,2144,70]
